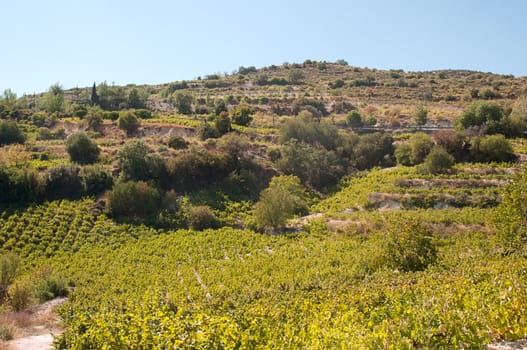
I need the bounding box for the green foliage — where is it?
[188,206,220,231]
[277,139,344,190]
[173,91,194,115]
[107,181,161,221]
[432,130,469,162]
[0,253,20,299]
[166,135,188,150]
[214,111,232,136]
[395,132,434,166]
[65,133,100,164]
[385,219,437,272]
[127,88,147,109]
[81,164,113,196]
[254,175,307,231]
[118,111,140,136]
[470,134,517,163]
[413,105,428,126]
[7,280,31,311]
[353,132,394,170]
[118,140,167,184]
[40,83,64,113]
[34,270,69,302]
[279,116,338,150]
[43,164,83,200]
[346,110,363,128]
[417,146,455,174]
[493,169,527,254]
[0,120,25,145]
[455,102,504,134]
[231,103,253,126]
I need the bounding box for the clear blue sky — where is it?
[1,0,526,96]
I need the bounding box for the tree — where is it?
[0,121,26,146]
[395,133,434,166]
[470,134,517,163]
[0,89,18,111]
[81,164,113,196]
[118,112,140,136]
[353,133,394,170]
[214,112,231,135]
[41,84,64,113]
[254,175,307,231]
[91,82,99,106]
[127,88,145,109]
[231,103,253,126]
[455,102,504,134]
[118,140,166,183]
[214,100,228,116]
[65,133,100,164]
[346,110,363,128]
[173,91,194,115]
[188,206,220,230]
[43,164,83,200]
[417,146,454,174]
[414,106,428,127]
[107,181,160,221]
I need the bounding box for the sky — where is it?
[1,0,526,96]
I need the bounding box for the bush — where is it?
[214,112,231,136]
[254,175,307,231]
[346,110,363,128]
[279,117,338,150]
[118,140,167,183]
[414,106,428,126]
[0,253,21,300]
[118,111,140,136]
[353,133,394,170]
[470,134,517,163]
[417,146,455,174]
[107,181,161,221]
[65,133,100,164]
[198,122,218,140]
[8,280,32,311]
[188,206,220,231]
[81,164,113,196]
[0,121,25,146]
[34,272,69,302]
[166,135,188,150]
[43,165,83,200]
[395,133,434,166]
[455,102,504,134]
[385,219,437,272]
[432,130,469,161]
[173,92,194,115]
[231,103,253,126]
[134,109,152,119]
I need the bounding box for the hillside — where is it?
[0,61,527,348]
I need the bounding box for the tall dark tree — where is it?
[91,82,99,106]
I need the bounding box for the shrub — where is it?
[396,133,434,166]
[85,113,103,130]
[353,133,394,170]
[0,253,21,300]
[118,140,167,183]
[346,110,363,128]
[0,325,13,341]
[188,206,220,231]
[279,117,338,150]
[417,146,455,174]
[254,175,307,231]
[118,111,140,136]
[432,130,469,161]
[134,109,152,119]
[65,133,100,164]
[107,181,161,221]
[81,164,113,196]
[8,280,32,311]
[470,134,516,163]
[214,112,231,136]
[455,102,504,134]
[231,103,253,126]
[34,273,69,302]
[385,219,437,272]
[43,165,83,200]
[198,122,218,140]
[173,92,194,115]
[166,135,188,150]
[414,106,428,126]
[0,121,25,145]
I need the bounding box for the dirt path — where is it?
[5,297,66,350]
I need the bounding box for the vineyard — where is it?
[0,164,524,348]
[1,62,527,348]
